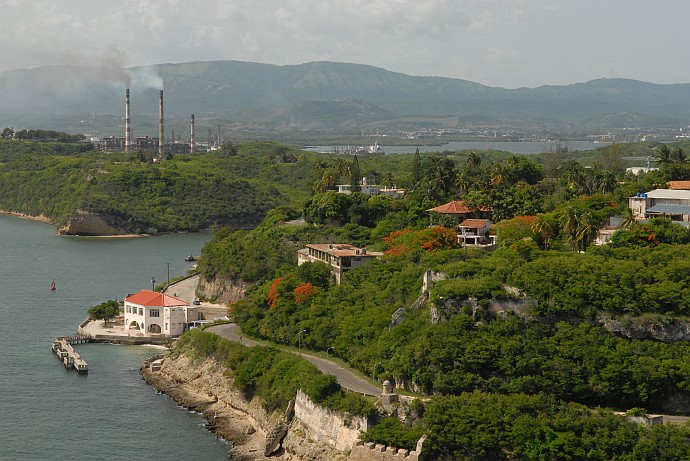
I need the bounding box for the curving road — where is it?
[207,323,381,397]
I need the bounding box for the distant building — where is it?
[297,243,383,284]
[626,167,658,175]
[124,290,198,337]
[336,178,405,198]
[427,200,491,225]
[458,219,495,245]
[629,189,690,224]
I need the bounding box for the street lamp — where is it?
[150,276,156,291]
[326,346,334,358]
[166,262,170,284]
[298,329,307,355]
[372,361,382,387]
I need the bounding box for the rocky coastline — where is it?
[140,353,344,461]
[0,209,52,224]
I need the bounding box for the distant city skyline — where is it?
[1,0,688,89]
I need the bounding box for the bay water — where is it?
[0,214,231,460]
[306,140,602,155]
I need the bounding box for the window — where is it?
[150,309,160,318]
[126,306,130,313]
[138,308,144,316]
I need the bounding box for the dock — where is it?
[52,335,91,373]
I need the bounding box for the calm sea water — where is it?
[307,140,602,155]
[0,215,231,460]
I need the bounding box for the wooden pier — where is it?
[52,335,91,373]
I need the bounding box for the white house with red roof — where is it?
[124,290,198,337]
[458,218,495,246]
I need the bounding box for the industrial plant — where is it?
[93,89,222,155]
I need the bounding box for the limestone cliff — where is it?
[141,354,344,461]
[197,275,252,304]
[58,209,130,236]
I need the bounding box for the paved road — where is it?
[164,275,199,305]
[165,275,229,318]
[207,323,381,397]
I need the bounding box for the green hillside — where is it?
[0,139,322,233]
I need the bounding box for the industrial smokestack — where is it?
[159,90,164,156]
[190,114,196,153]
[125,88,131,153]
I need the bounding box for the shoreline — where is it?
[141,354,300,461]
[0,210,212,238]
[0,209,52,224]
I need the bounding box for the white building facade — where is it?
[629,189,690,224]
[124,290,197,337]
[297,243,383,284]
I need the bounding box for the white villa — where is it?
[458,219,495,246]
[336,178,405,198]
[124,290,198,337]
[297,243,383,284]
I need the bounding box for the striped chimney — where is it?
[158,90,164,156]
[125,88,130,152]
[190,114,196,154]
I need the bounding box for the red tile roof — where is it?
[459,219,491,229]
[125,290,189,307]
[306,243,382,257]
[667,181,690,190]
[427,200,472,214]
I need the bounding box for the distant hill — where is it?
[1,60,690,134]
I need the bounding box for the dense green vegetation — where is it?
[192,141,690,458]
[0,140,325,231]
[6,134,690,458]
[174,329,376,418]
[423,393,690,461]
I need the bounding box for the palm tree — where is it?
[466,152,481,171]
[619,207,636,229]
[314,169,337,193]
[576,212,600,252]
[531,214,554,250]
[490,163,508,187]
[672,147,688,164]
[656,144,673,166]
[598,170,617,193]
[559,206,578,251]
[455,172,471,194]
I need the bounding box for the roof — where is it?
[459,219,491,228]
[645,204,690,215]
[427,200,472,214]
[305,243,382,258]
[633,189,690,200]
[667,181,690,190]
[125,290,189,307]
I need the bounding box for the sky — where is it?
[1,0,688,89]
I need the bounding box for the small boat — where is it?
[185,254,197,262]
[50,279,56,291]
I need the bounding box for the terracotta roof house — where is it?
[427,200,491,224]
[458,219,495,245]
[297,244,383,284]
[427,200,473,215]
[124,290,198,337]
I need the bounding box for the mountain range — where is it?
[0,60,689,135]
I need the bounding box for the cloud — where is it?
[0,0,688,88]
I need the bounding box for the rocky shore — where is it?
[0,209,52,223]
[141,353,345,461]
